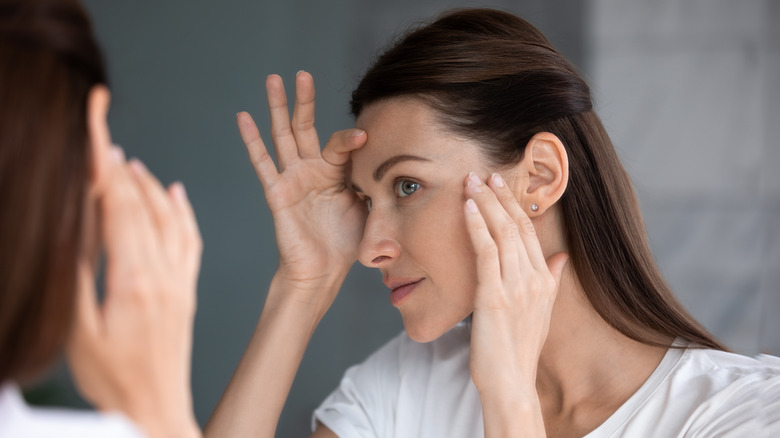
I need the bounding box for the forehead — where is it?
[350,98,484,180]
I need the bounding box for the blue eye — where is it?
[396,180,420,197]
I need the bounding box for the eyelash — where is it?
[357,178,422,211]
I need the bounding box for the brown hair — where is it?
[0,0,107,383]
[351,8,726,350]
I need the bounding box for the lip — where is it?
[385,278,423,307]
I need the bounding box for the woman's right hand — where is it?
[203,72,365,438]
[237,71,367,306]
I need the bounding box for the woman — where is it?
[0,0,202,436]
[207,8,780,438]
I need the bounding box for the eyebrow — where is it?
[351,154,431,194]
[373,155,431,182]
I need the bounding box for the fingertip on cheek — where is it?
[466,198,478,213]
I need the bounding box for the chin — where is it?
[401,315,457,343]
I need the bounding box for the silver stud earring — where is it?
[531,203,539,212]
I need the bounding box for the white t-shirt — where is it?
[0,382,144,438]
[312,323,780,437]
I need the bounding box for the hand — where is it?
[67,148,202,438]
[238,71,367,304]
[463,172,568,399]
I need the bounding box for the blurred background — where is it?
[26,0,778,436]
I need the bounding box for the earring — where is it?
[531,203,539,212]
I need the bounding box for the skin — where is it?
[350,98,486,342]
[65,86,203,438]
[207,73,669,438]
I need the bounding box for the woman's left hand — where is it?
[67,149,202,438]
[463,172,568,436]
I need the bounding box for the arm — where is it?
[67,145,202,438]
[203,274,342,437]
[205,72,367,437]
[463,172,568,437]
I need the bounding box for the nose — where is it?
[358,209,401,268]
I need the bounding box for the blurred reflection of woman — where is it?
[0,1,202,436]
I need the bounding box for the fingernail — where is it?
[171,182,188,201]
[111,146,125,163]
[467,172,482,192]
[492,173,505,188]
[466,199,478,213]
[351,129,365,137]
[296,70,305,77]
[129,159,146,175]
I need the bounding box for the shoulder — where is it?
[676,347,780,387]
[313,322,474,437]
[590,345,780,437]
[674,348,780,436]
[0,383,144,438]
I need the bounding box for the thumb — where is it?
[546,252,569,288]
[321,128,367,167]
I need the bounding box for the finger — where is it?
[464,198,502,291]
[486,173,547,271]
[266,74,299,170]
[321,128,367,167]
[168,182,203,276]
[100,152,158,272]
[546,252,569,289]
[465,172,528,281]
[71,258,100,340]
[237,111,280,189]
[128,159,179,258]
[291,71,321,158]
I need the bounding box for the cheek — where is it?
[412,191,479,303]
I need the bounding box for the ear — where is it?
[86,85,112,192]
[511,132,569,215]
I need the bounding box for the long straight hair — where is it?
[0,0,107,383]
[350,8,725,350]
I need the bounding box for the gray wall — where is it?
[29,1,775,437]
[588,0,779,355]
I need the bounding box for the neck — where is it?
[535,265,669,423]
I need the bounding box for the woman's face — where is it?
[350,98,493,342]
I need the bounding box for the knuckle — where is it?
[271,125,293,139]
[497,188,516,203]
[328,130,348,146]
[477,286,510,309]
[254,149,273,164]
[122,276,155,307]
[294,119,315,132]
[478,240,499,259]
[156,211,174,231]
[517,215,536,235]
[498,220,520,241]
